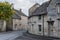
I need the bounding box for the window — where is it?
[19,18,21,20]
[32,24,34,27]
[19,24,21,26]
[15,24,17,28]
[39,25,41,31]
[39,15,41,20]
[20,18,21,20]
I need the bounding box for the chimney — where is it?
[50,0,52,1]
[49,0,52,3]
[20,9,22,12]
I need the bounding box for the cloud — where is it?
[14,0,35,16]
[14,0,34,9]
[14,0,49,16]
[0,0,49,16]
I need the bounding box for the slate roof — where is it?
[29,3,40,16]
[13,9,27,19]
[12,9,21,19]
[29,1,50,16]
[55,0,60,3]
[14,9,27,17]
[19,9,27,17]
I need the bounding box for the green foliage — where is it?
[0,2,15,21]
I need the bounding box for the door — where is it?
[48,22,54,36]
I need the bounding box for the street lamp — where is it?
[47,17,54,36]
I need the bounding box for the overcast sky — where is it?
[0,0,49,16]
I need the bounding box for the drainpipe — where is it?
[43,15,44,36]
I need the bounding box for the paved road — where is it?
[0,30,25,40]
[0,30,60,40]
[14,36,60,40]
[14,32,60,40]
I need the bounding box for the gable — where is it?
[29,1,50,16]
[29,3,40,16]
[47,0,57,17]
[13,9,21,19]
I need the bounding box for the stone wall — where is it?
[28,15,60,37]
[20,16,28,30]
[13,19,21,30]
[28,16,44,35]
[13,16,28,31]
[0,20,6,31]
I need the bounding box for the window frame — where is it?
[38,15,41,20]
[15,24,17,28]
[38,25,41,31]
[32,24,34,27]
[19,24,21,26]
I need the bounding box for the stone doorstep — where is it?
[23,32,60,40]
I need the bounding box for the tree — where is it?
[0,2,15,21]
[0,2,15,31]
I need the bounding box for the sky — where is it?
[0,0,49,16]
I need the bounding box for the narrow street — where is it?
[14,32,60,40]
[0,30,25,40]
[0,30,60,40]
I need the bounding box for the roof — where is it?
[55,0,60,3]
[29,1,50,16]
[19,9,27,17]
[29,3,40,16]
[14,9,27,17]
[13,9,21,19]
[13,8,27,19]
[49,0,60,3]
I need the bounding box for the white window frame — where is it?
[38,25,41,31]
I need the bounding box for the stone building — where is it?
[18,9,28,30]
[6,9,21,31]
[0,20,6,31]
[7,9,28,31]
[28,0,60,38]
